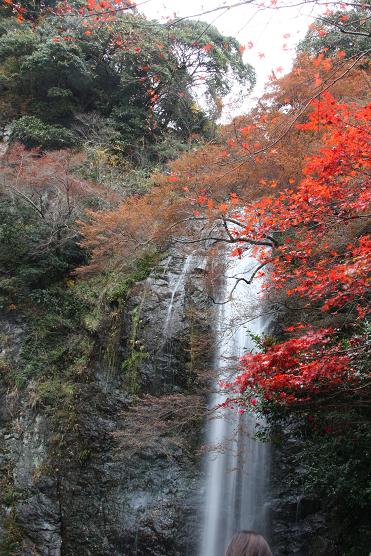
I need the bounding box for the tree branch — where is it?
[209,261,269,304]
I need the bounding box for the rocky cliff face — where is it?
[0,252,348,556]
[267,424,342,556]
[0,252,211,556]
[261,345,369,552]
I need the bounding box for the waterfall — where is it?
[200,253,271,556]
[162,254,193,342]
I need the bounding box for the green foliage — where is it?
[147,133,193,164]
[296,414,371,509]
[0,12,254,153]
[298,9,370,59]
[1,278,94,389]
[105,250,159,303]
[247,330,277,351]
[122,350,148,395]
[0,195,85,297]
[0,486,22,507]
[121,301,149,396]
[0,514,25,556]
[35,378,75,407]
[291,409,371,554]
[11,116,76,149]
[0,0,57,21]
[14,280,98,388]
[78,447,92,466]
[173,19,253,95]
[1,235,158,392]
[0,26,37,56]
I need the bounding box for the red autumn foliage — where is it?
[221,94,370,312]
[0,144,116,243]
[222,328,356,405]
[75,50,369,410]
[222,93,370,408]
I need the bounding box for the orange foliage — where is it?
[78,53,369,277]
[218,93,370,408]
[0,144,115,237]
[78,181,193,273]
[165,55,368,212]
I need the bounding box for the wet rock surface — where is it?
[268,427,337,556]
[121,253,210,395]
[0,253,209,555]
[0,254,347,556]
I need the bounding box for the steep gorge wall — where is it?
[0,253,211,556]
[0,252,350,556]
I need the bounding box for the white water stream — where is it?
[199,253,271,556]
[162,254,194,341]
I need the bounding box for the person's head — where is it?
[225,530,272,556]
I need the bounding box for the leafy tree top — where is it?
[0,5,255,151]
[298,9,371,59]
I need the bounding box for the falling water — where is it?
[162,254,193,341]
[200,253,271,556]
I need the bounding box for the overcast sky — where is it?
[140,0,321,118]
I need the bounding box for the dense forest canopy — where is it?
[0,0,370,553]
[0,5,254,156]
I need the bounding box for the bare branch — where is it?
[174,235,275,248]
[6,185,45,219]
[209,261,269,304]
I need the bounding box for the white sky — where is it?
[140,0,322,119]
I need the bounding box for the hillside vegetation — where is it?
[0,0,370,553]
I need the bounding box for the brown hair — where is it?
[225,530,273,556]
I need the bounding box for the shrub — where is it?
[10,116,76,149]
